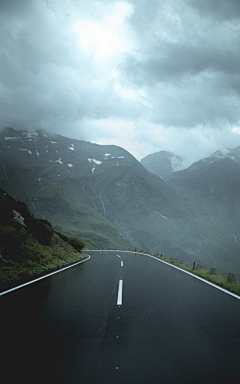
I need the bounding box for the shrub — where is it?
[57,232,69,243]
[68,237,85,252]
[25,216,54,245]
[57,232,85,252]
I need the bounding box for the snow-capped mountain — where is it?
[1,128,240,276]
[178,147,240,173]
[0,128,133,250]
[161,149,240,272]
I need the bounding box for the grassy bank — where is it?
[153,253,240,297]
[0,188,86,291]
[0,232,85,287]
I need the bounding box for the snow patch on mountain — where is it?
[19,148,32,154]
[68,144,75,150]
[110,156,124,160]
[55,158,63,164]
[88,158,102,165]
[50,141,57,144]
[27,132,38,138]
[4,137,18,141]
[229,232,237,241]
[160,214,168,220]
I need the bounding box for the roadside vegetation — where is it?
[56,231,85,252]
[156,254,240,296]
[2,183,239,298]
[136,250,240,297]
[0,188,85,289]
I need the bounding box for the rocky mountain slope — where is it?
[1,128,240,276]
[141,147,240,275]
[166,154,240,246]
[0,128,132,251]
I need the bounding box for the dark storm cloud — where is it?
[0,0,142,136]
[1,0,240,163]
[121,0,240,128]
[125,43,240,84]
[186,0,240,21]
[0,0,34,15]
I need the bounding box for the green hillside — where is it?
[1,128,240,277]
[0,188,86,290]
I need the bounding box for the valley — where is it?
[1,128,240,277]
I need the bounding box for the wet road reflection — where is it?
[1,251,240,384]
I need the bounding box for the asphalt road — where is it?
[1,250,240,384]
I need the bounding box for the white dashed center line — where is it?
[117,279,123,306]
[121,261,123,267]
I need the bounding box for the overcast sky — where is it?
[1,0,240,166]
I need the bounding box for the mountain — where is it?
[141,148,240,237]
[166,155,240,242]
[1,128,240,276]
[140,151,185,180]
[183,147,240,171]
[141,147,240,275]
[0,128,132,251]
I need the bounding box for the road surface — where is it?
[1,250,240,384]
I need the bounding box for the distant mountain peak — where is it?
[140,150,185,180]
[1,129,240,276]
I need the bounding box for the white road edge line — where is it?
[0,255,91,296]
[117,279,123,305]
[147,254,240,300]
[86,250,240,300]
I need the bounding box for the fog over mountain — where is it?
[141,151,186,179]
[1,1,240,278]
[1,128,240,277]
[1,0,240,162]
[141,146,240,276]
